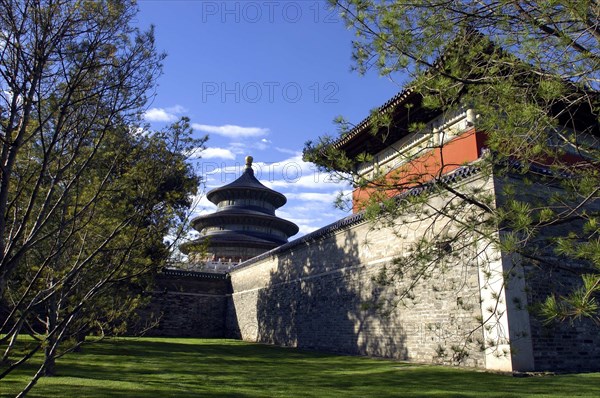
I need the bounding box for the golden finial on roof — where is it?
[245,155,253,168]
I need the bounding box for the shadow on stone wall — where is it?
[524,261,600,372]
[250,227,408,359]
[137,271,230,338]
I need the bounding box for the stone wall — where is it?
[142,171,600,373]
[224,171,600,372]
[524,263,600,372]
[493,176,600,372]
[139,270,230,337]
[227,173,492,369]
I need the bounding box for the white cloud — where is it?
[184,146,205,159]
[285,192,340,203]
[199,155,351,193]
[144,108,176,122]
[256,139,270,151]
[218,154,350,192]
[275,147,300,155]
[188,193,217,220]
[198,162,246,191]
[258,138,271,149]
[129,126,149,137]
[227,140,271,152]
[296,223,324,236]
[228,142,248,154]
[144,105,187,122]
[278,203,349,238]
[266,174,348,191]
[192,124,269,138]
[201,147,236,160]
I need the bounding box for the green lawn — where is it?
[2,338,599,397]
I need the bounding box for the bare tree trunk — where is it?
[43,293,58,377]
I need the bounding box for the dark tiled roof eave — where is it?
[198,232,285,245]
[191,209,300,237]
[207,186,287,208]
[179,233,283,254]
[160,268,230,280]
[331,87,417,150]
[206,168,287,207]
[327,89,442,160]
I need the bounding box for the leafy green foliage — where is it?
[0,1,207,393]
[304,0,600,347]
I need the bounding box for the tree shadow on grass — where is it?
[4,339,600,398]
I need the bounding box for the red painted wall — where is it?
[352,128,486,212]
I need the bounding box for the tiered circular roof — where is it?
[206,164,287,208]
[181,156,299,261]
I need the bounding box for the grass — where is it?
[1,338,600,397]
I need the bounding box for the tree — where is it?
[2,117,203,390]
[0,0,162,296]
[0,0,206,394]
[305,0,600,337]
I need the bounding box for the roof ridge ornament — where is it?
[245,155,253,168]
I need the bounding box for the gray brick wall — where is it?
[494,176,600,372]
[524,263,600,372]
[142,173,600,373]
[138,271,230,337]
[227,184,489,368]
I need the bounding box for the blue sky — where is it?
[136,0,400,237]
